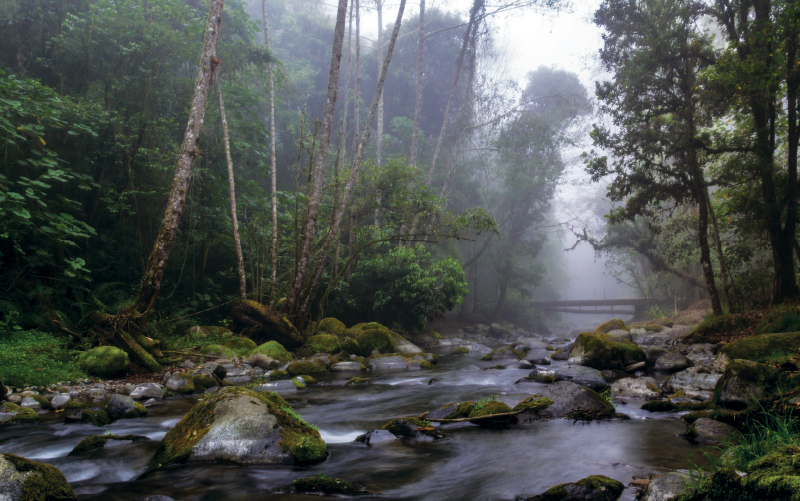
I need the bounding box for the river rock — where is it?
[551,365,608,391]
[607,329,633,341]
[489,323,515,338]
[460,343,493,355]
[253,380,297,393]
[166,373,195,394]
[244,353,281,370]
[639,472,690,501]
[633,332,673,346]
[568,332,645,370]
[331,362,364,372]
[152,387,327,466]
[610,377,660,398]
[179,360,195,369]
[654,353,692,373]
[392,335,424,354]
[485,346,525,361]
[198,362,228,380]
[354,429,397,445]
[551,344,572,361]
[525,381,616,420]
[50,393,71,409]
[686,418,739,445]
[68,434,152,456]
[646,346,669,365]
[713,359,778,410]
[663,366,722,401]
[522,474,624,501]
[525,350,552,365]
[19,397,42,411]
[104,394,147,420]
[368,356,433,371]
[686,343,717,364]
[77,346,130,379]
[0,453,77,501]
[129,383,164,400]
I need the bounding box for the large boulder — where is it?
[718,331,800,363]
[522,475,624,501]
[520,381,616,420]
[129,383,164,400]
[610,377,660,399]
[249,341,293,364]
[686,418,739,445]
[316,318,346,336]
[77,346,130,378]
[243,353,281,370]
[713,359,778,410]
[638,472,690,501]
[285,361,327,377]
[594,318,629,334]
[551,365,608,391]
[104,394,147,420]
[303,334,341,355]
[568,332,645,370]
[355,329,395,357]
[151,387,327,467]
[654,353,692,373]
[0,403,38,424]
[0,453,77,501]
[663,366,723,401]
[231,299,305,349]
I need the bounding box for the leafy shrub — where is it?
[328,245,468,331]
[0,330,86,386]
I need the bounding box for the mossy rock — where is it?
[594,318,629,333]
[198,344,236,358]
[286,361,327,377]
[719,332,800,363]
[30,395,53,411]
[468,401,513,419]
[355,329,396,357]
[713,359,778,411]
[60,401,85,411]
[295,375,317,385]
[79,409,112,427]
[345,377,370,385]
[292,378,306,389]
[303,334,341,355]
[151,387,326,467]
[123,402,148,419]
[380,417,441,439]
[482,346,526,361]
[316,318,347,336]
[167,373,196,395]
[528,475,624,501]
[0,453,77,501]
[532,374,555,384]
[224,337,258,355]
[287,475,370,496]
[250,341,293,364]
[452,347,470,355]
[568,332,645,370]
[513,397,554,413]
[340,338,360,355]
[68,434,151,456]
[1,402,39,424]
[270,370,289,379]
[77,346,130,379]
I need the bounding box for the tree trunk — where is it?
[353,0,361,158]
[217,77,247,300]
[298,0,408,319]
[338,0,355,170]
[409,0,425,167]
[376,0,384,167]
[134,0,224,314]
[262,0,279,306]
[285,0,349,316]
[707,194,733,312]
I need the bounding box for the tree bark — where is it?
[375,0,384,167]
[262,0,279,306]
[134,0,224,314]
[285,0,349,316]
[707,193,732,312]
[217,77,247,300]
[298,0,408,319]
[409,0,425,167]
[353,0,361,158]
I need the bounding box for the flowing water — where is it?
[0,352,710,500]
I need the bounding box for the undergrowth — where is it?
[0,330,86,386]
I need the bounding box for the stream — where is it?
[0,351,710,500]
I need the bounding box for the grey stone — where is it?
[253,380,297,393]
[104,394,136,420]
[355,429,396,445]
[610,377,660,398]
[331,362,363,372]
[607,329,633,341]
[687,418,739,445]
[686,343,718,364]
[143,398,159,408]
[646,346,669,365]
[225,368,247,378]
[179,360,196,369]
[19,397,41,411]
[0,454,74,500]
[129,383,164,400]
[244,353,281,370]
[525,381,615,419]
[223,376,253,385]
[166,375,189,392]
[462,343,492,355]
[393,336,424,354]
[525,349,552,365]
[551,365,608,391]
[663,367,722,401]
[50,393,71,409]
[162,372,172,383]
[633,332,673,346]
[654,353,693,373]
[198,362,227,380]
[639,472,691,501]
[368,356,414,370]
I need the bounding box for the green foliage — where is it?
[474,395,500,411]
[328,244,468,331]
[0,330,86,386]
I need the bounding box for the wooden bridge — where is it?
[530,298,651,320]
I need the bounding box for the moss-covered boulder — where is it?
[152,387,327,467]
[68,434,151,456]
[224,337,258,355]
[452,347,471,355]
[355,329,396,356]
[685,418,739,445]
[713,359,778,410]
[568,332,645,371]
[523,475,624,501]
[419,401,476,420]
[594,318,629,334]
[104,394,148,420]
[0,453,77,501]
[0,402,39,424]
[482,346,526,361]
[231,299,306,349]
[198,343,236,358]
[284,475,371,496]
[76,409,112,427]
[165,373,196,395]
[719,331,800,363]
[303,334,341,355]
[513,397,554,414]
[341,338,360,354]
[250,341,293,364]
[522,381,616,420]
[286,361,328,377]
[380,417,442,440]
[77,346,130,378]
[317,318,347,336]
[467,401,518,427]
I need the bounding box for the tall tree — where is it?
[133,0,225,314]
[262,0,279,306]
[409,0,425,167]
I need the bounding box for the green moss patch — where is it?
[250,341,293,364]
[270,370,289,379]
[1,402,39,423]
[286,361,327,377]
[68,434,151,456]
[468,401,513,419]
[224,337,258,356]
[80,409,112,427]
[720,332,800,363]
[316,318,347,336]
[0,330,87,387]
[452,347,470,354]
[77,346,131,379]
[532,475,624,501]
[355,329,396,356]
[304,334,341,355]
[594,318,629,333]
[513,397,554,413]
[571,332,645,370]
[1,453,77,501]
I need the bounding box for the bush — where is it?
[0,330,86,386]
[327,245,468,331]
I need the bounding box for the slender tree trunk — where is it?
[353,0,361,158]
[375,0,384,166]
[134,0,224,313]
[707,194,732,312]
[262,0,279,306]
[285,0,349,316]
[298,0,407,319]
[339,0,354,170]
[217,77,247,300]
[409,0,425,167]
